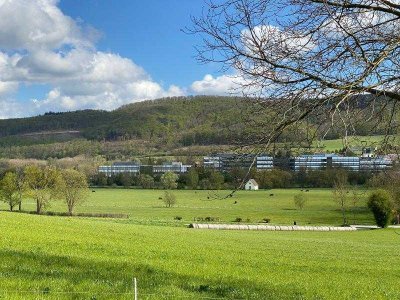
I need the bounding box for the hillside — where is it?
[0,95,396,160]
[0,96,251,147]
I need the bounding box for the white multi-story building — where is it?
[256,156,274,170]
[98,162,141,177]
[359,156,392,171]
[153,162,191,173]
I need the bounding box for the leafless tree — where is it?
[190,0,400,150]
[333,170,350,225]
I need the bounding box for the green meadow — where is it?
[0,212,399,299]
[0,189,375,226]
[313,135,399,152]
[0,189,398,299]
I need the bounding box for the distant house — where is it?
[245,179,259,191]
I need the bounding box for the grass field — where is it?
[1,189,396,299]
[0,189,375,226]
[0,212,399,299]
[313,135,399,152]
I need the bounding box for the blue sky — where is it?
[0,0,236,118]
[59,0,217,87]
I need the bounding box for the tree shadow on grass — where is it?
[0,249,308,299]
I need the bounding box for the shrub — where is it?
[261,218,271,223]
[367,189,394,228]
[163,191,177,208]
[234,217,242,222]
[293,193,307,210]
[174,216,182,220]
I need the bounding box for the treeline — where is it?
[91,167,373,190]
[0,166,89,215]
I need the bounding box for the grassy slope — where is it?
[0,189,375,226]
[0,212,399,299]
[313,135,399,152]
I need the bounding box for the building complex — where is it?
[98,153,394,176]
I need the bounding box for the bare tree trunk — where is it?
[341,206,348,226]
[18,193,22,211]
[36,200,41,214]
[68,205,73,216]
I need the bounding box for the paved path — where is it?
[190,223,357,231]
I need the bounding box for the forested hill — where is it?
[0,95,391,149]
[0,96,252,147]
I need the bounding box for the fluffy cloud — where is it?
[0,0,185,117]
[190,74,243,95]
[0,0,88,51]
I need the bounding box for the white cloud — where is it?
[190,74,243,95]
[0,98,26,119]
[242,25,316,61]
[0,81,18,96]
[0,0,90,50]
[0,0,185,117]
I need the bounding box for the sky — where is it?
[0,0,238,119]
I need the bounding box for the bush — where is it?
[163,191,177,208]
[261,218,271,223]
[234,217,242,222]
[174,216,182,220]
[367,189,394,228]
[293,193,307,210]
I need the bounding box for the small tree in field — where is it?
[293,193,307,210]
[333,171,350,226]
[0,171,20,211]
[163,191,177,208]
[56,169,89,215]
[368,190,394,228]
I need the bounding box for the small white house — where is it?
[245,179,259,190]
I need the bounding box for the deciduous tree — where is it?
[332,171,350,225]
[161,172,179,189]
[162,190,177,208]
[368,189,394,228]
[0,172,20,211]
[24,165,59,214]
[294,193,307,210]
[191,0,400,147]
[56,169,89,215]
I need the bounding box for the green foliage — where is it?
[161,172,179,189]
[139,174,154,189]
[368,171,400,212]
[293,193,307,210]
[256,169,292,189]
[163,190,177,208]
[24,165,60,214]
[0,96,397,160]
[209,171,224,190]
[0,172,20,211]
[367,190,394,228]
[56,169,89,215]
[186,168,199,189]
